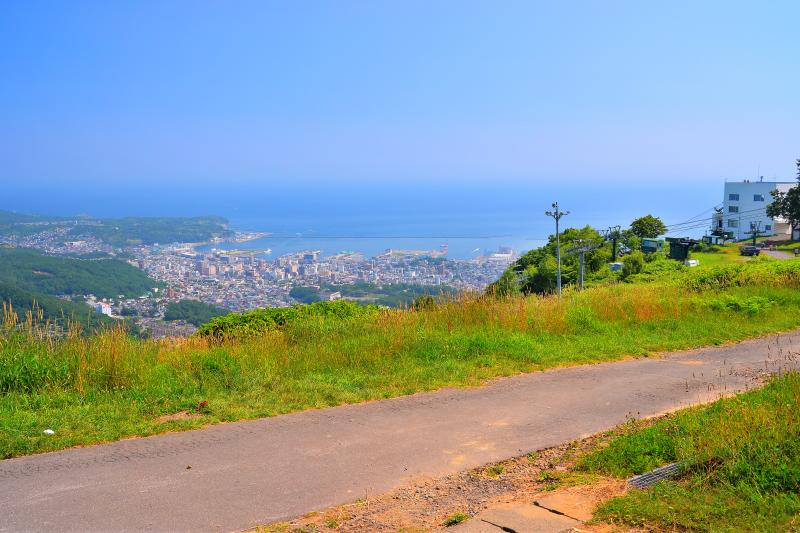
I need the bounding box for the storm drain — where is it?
[627,462,683,488]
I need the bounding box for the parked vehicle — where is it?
[740,245,760,256]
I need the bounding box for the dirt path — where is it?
[1,332,798,532]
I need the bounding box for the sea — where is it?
[199,212,547,260]
[6,180,721,260]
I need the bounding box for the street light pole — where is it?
[545,202,569,296]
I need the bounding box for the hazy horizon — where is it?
[4,180,719,224]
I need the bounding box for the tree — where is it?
[767,159,800,237]
[412,295,436,311]
[289,286,321,304]
[629,215,667,239]
[487,225,610,296]
[164,299,227,326]
[621,229,641,255]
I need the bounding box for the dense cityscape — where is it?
[1,221,516,336]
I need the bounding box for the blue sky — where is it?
[1,1,798,191]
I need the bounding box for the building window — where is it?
[728,205,739,213]
[729,193,739,201]
[728,219,739,228]
[754,194,765,201]
[765,225,772,231]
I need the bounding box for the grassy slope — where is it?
[3,257,800,457]
[692,249,753,266]
[578,372,800,532]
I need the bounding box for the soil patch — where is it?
[256,426,644,532]
[157,411,201,423]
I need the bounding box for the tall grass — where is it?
[582,372,800,531]
[3,260,800,457]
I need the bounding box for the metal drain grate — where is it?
[627,462,683,488]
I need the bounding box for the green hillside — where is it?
[0,247,158,299]
[67,216,232,245]
[0,211,70,238]
[0,210,233,246]
[0,281,111,327]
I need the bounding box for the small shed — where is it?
[666,237,697,261]
[641,238,664,254]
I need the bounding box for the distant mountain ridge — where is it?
[0,210,233,246]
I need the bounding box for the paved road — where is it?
[763,249,795,260]
[2,332,799,532]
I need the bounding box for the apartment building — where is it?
[714,179,794,240]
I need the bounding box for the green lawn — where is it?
[3,260,800,458]
[775,241,800,254]
[579,372,800,532]
[691,249,754,266]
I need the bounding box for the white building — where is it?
[94,301,112,316]
[716,179,794,240]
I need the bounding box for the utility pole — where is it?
[567,239,600,290]
[545,202,569,296]
[746,221,765,246]
[603,226,623,261]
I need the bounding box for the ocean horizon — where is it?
[6,180,722,258]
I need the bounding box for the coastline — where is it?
[188,230,272,251]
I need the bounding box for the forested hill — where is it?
[0,281,112,327]
[0,211,233,245]
[0,248,159,299]
[73,216,232,246]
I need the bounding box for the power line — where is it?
[666,209,762,228]
[666,211,770,232]
[667,214,765,231]
[664,206,769,230]
[671,204,723,226]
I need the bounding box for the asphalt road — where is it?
[763,249,795,259]
[2,332,799,532]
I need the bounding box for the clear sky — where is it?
[1,1,798,192]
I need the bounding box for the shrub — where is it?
[412,294,437,311]
[195,300,382,339]
[622,251,645,279]
[442,513,469,527]
[706,295,775,316]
